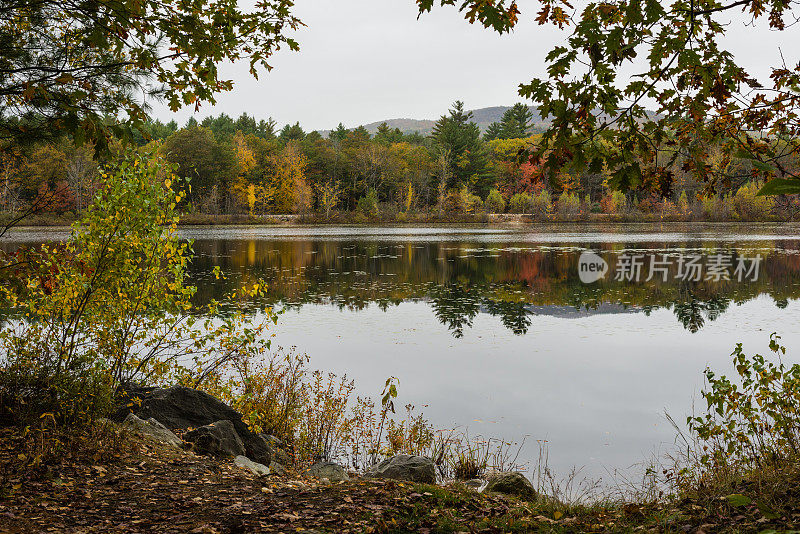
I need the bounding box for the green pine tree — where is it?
[495,104,535,139]
[431,101,491,194]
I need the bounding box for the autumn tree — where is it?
[315,179,343,219]
[0,150,23,215]
[163,126,236,212]
[269,143,309,213]
[231,131,259,214]
[394,142,434,209]
[416,0,800,195]
[65,145,98,212]
[0,0,301,151]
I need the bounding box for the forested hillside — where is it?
[2,101,798,223]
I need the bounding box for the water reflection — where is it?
[187,236,800,337]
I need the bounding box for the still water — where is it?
[6,223,800,484]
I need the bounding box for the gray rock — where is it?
[122,413,183,448]
[184,420,245,458]
[306,461,349,483]
[483,472,537,500]
[365,455,436,484]
[116,385,271,465]
[234,455,270,477]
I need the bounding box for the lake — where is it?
[6,222,800,487]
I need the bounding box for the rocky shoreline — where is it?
[116,385,535,499]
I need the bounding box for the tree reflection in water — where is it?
[183,237,800,337]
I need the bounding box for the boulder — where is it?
[306,461,349,483]
[234,455,270,477]
[184,420,246,458]
[116,385,271,465]
[365,455,436,484]
[483,472,537,500]
[122,413,183,449]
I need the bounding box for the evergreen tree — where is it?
[234,113,258,136]
[431,101,490,193]
[329,123,349,142]
[279,122,306,142]
[374,122,404,145]
[485,104,535,140]
[201,113,237,141]
[255,118,278,139]
[349,126,371,141]
[402,131,427,145]
[500,104,534,139]
[484,121,503,141]
[233,113,275,139]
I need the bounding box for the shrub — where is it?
[297,371,356,462]
[531,190,552,219]
[384,404,435,458]
[508,192,532,214]
[200,348,309,442]
[357,188,379,217]
[443,186,483,214]
[443,188,466,213]
[1,154,192,427]
[600,190,626,214]
[658,198,679,219]
[733,181,774,220]
[678,190,691,216]
[701,193,735,220]
[465,191,484,214]
[556,191,580,219]
[485,189,506,213]
[1,152,275,429]
[687,334,800,483]
[0,348,114,428]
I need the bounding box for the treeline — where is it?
[2,101,800,221]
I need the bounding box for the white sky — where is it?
[150,0,794,132]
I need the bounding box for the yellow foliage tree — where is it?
[231,131,258,214]
[268,143,309,214]
[314,179,342,219]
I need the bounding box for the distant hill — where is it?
[321,105,659,137]
[323,105,549,137]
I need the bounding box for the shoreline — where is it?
[6,217,800,230]
[3,210,799,230]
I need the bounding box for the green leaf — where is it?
[752,160,775,173]
[725,494,752,507]
[756,179,800,196]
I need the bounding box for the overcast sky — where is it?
[150,0,792,132]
